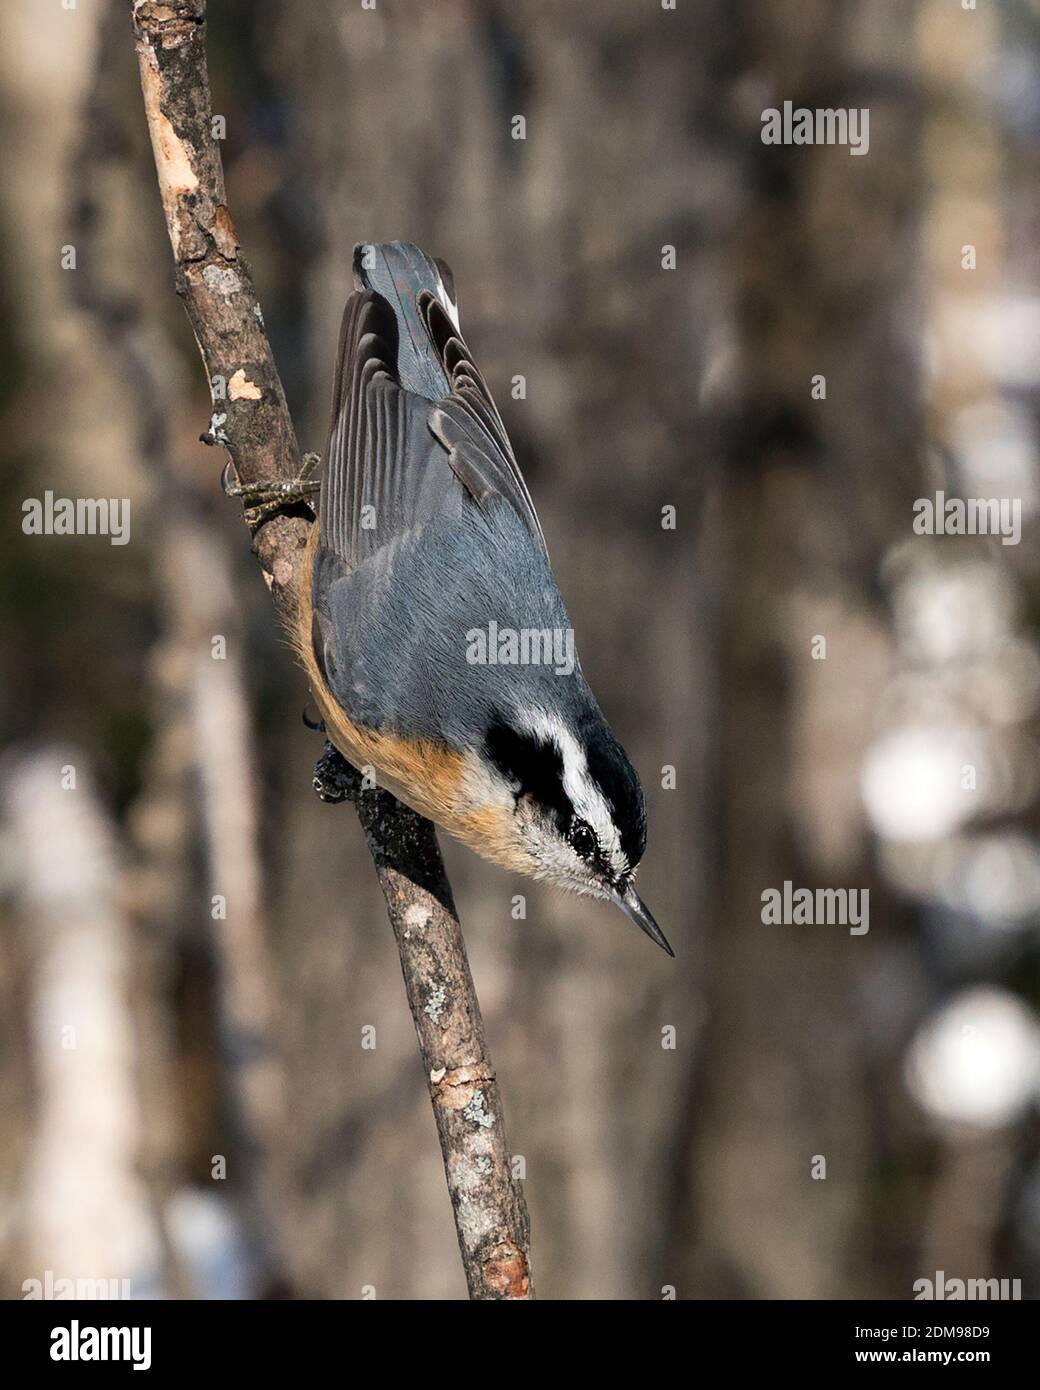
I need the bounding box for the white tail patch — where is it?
[435,268,460,333]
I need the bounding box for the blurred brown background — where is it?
[1,0,1039,1300]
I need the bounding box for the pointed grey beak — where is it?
[609,884,674,957]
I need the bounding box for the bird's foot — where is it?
[312,740,361,804]
[221,452,321,527]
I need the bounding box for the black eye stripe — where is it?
[484,719,571,827]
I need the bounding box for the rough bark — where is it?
[130,0,532,1300]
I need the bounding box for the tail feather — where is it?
[352,242,458,401]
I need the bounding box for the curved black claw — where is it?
[302,706,326,732]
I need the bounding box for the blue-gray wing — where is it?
[317,288,460,572]
[317,267,548,573]
[419,287,548,557]
[313,247,557,738]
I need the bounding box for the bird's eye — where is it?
[568,819,597,861]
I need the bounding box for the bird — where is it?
[289,242,672,956]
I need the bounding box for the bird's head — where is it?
[477,708,673,955]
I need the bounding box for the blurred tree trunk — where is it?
[4,752,163,1295]
[674,0,926,1297]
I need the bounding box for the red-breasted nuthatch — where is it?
[289,242,671,955]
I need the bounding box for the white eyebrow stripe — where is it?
[522,710,627,876]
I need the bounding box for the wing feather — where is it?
[318,246,548,588]
[318,289,454,572]
[419,290,548,555]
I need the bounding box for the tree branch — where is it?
[130,0,533,1300]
